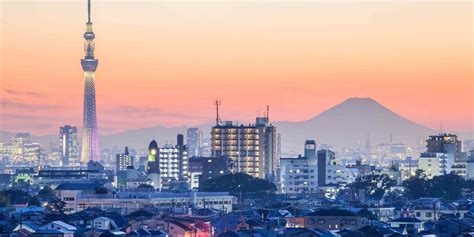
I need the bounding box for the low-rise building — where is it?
[55,183,236,214]
[287,209,369,231]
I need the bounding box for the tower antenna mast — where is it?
[87,0,91,23]
[214,100,222,125]
[266,105,270,120]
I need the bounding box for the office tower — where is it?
[116,147,134,172]
[23,143,41,165]
[11,133,41,165]
[59,125,79,165]
[11,133,31,163]
[211,117,276,180]
[187,128,203,157]
[80,0,100,163]
[147,140,161,189]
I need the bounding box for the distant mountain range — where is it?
[2,97,473,154]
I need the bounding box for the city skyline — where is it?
[1,1,472,136]
[1,2,474,235]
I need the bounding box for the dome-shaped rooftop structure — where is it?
[148,140,158,151]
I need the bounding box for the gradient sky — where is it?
[0,0,472,135]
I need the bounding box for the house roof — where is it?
[390,217,422,223]
[306,209,356,217]
[55,182,101,191]
[48,221,77,231]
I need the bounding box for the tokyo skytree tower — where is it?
[80,0,99,163]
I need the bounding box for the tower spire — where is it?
[87,0,91,23]
[81,0,99,163]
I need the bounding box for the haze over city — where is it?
[1,1,472,136]
[2,0,474,236]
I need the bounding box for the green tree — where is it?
[0,195,10,207]
[38,186,56,199]
[137,184,154,190]
[95,186,109,194]
[350,174,396,200]
[199,173,276,196]
[0,189,31,206]
[402,169,429,199]
[28,196,41,207]
[404,171,466,200]
[429,173,465,200]
[463,179,474,195]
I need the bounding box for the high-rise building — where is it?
[80,0,100,163]
[157,144,181,185]
[159,135,189,186]
[317,149,335,186]
[11,133,41,165]
[177,134,189,181]
[187,128,203,157]
[419,133,463,178]
[11,133,31,163]
[59,125,79,165]
[426,133,462,155]
[146,137,189,189]
[211,117,276,180]
[116,147,134,172]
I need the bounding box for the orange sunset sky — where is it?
[0,0,473,135]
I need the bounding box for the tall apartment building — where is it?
[187,128,203,157]
[59,125,79,165]
[116,147,134,172]
[426,133,462,154]
[211,117,276,180]
[279,140,318,193]
[146,135,189,189]
[419,133,462,178]
[318,149,355,186]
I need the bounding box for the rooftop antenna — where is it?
[214,99,221,125]
[266,105,270,120]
